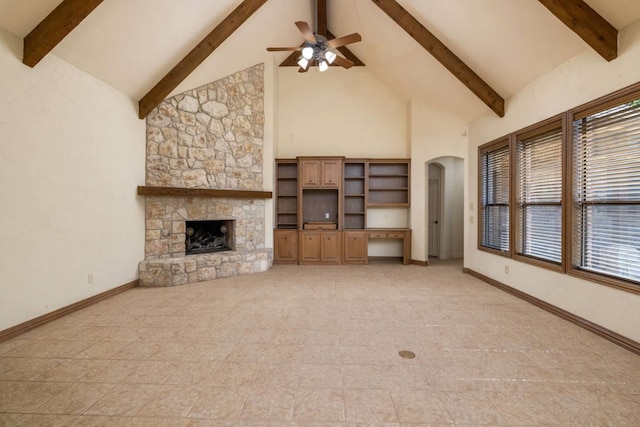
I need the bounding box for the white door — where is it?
[428,177,440,257]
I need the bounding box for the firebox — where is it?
[185,220,234,255]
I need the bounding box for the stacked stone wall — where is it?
[139,64,272,287]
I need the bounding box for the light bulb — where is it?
[302,46,314,60]
[297,57,309,69]
[318,60,329,72]
[325,51,337,64]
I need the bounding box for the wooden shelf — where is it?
[137,186,272,199]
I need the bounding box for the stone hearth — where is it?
[138,64,272,287]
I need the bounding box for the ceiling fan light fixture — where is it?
[318,59,329,72]
[301,46,314,60]
[297,57,309,69]
[325,51,337,64]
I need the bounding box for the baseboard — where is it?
[0,279,139,343]
[411,260,429,266]
[463,268,640,355]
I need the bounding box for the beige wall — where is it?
[275,67,409,158]
[0,28,145,331]
[466,19,640,342]
[410,101,468,262]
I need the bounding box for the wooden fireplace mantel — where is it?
[137,186,272,199]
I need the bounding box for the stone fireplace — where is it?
[186,220,234,255]
[138,64,272,287]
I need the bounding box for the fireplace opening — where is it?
[185,220,235,255]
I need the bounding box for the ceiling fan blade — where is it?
[266,47,301,52]
[327,33,362,49]
[333,55,354,69]
[295,21,317,43]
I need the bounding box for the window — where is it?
[515,122,563,265]
[479,139,510,253]
[572,95,640,285]
[476,82,640,293]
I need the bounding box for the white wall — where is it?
[466,19,640,342]
[410,100,468,262]
[0,28,145,331]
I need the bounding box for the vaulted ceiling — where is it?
[1,0,640,122]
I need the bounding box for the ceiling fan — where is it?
[266,20,362,73]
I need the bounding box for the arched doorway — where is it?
[426,156,464,260]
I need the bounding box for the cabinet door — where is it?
[321,160,341,188]
[343,231,367,264]
[300,231,321,262]
[320,231,341,263]
[274,230,297,264]
[300,160,320,188]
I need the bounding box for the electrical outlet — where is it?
[88,273,94,284]
[504,265,509,274]
[325,212,330,219]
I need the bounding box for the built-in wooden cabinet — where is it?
[275,160,298,229]
[299,230,341,264]
[343,161,366,229]
[274,157,411,265]
[368,160,410,207]
[343,230,367,264]
[300,158,342,188]
[274,229,297,264]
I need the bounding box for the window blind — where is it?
[516,127,563,263]
[573,99,640,284]
[480,143,509,252]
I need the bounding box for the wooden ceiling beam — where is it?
[317,0,328,37]
[538,0,617,61]
[138,0,268,119]
[370,0,505,117]
[23,0,103,67]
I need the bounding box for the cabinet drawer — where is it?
[388,231,406,239]
[368,231,388,239]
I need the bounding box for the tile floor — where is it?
[1,259,639,426]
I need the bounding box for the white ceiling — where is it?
[1,0,640,121]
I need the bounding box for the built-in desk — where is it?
[366,228,411,265]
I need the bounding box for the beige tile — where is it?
[3,260,640,426]
[85,383,158,416]
[439,391,507,425]
[36,382,115,414]
[71,341,130,359]
[0,381,69,412]
[2,339,94,358]
[298,364,342,388]
[187,386,250,419]
[253,363,300,388]
[137,384,204,417]
[344,389,398,424]
[127,416,188,426]
[293,388,345,422]
[0,357,65,380]
[70,415,132,426]
[186,343,234,362]
[239,386,295,420]
[223,343,268,364]
[8,414,79,426]
[165,360,220,385]
[122,360,180,384]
